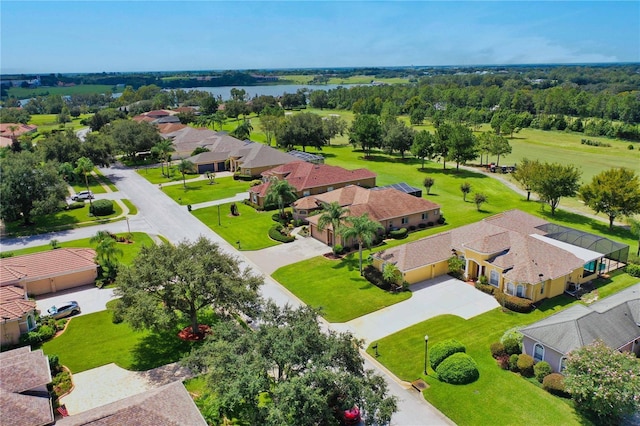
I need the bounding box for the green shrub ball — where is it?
[435,353,480,385]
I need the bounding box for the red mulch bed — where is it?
[177,325,212,341]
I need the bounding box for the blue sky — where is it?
[1,1,638,74]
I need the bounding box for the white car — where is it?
[71,190,94,201]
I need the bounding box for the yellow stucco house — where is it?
[372,210,628,303]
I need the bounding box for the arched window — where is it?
[516,284,525,298]
[507,282,515,295]
[26,314,36,331]
[559,357,567,372]
[533,343,545,362]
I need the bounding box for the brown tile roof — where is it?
[304,186,440,226]
[0,285,36,321]
[0,123,38,138]
[173,106,196,113]
[373,209,588,284]
[256,162,376,197]
[0,248,97,287]
[132,115,156,123]
[56,381,207,426]
[1,135,15,147]
[233,143,299,169]
[0,347,53,426]
[156,123,187,134]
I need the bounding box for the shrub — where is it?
[437,217,445,225]
[271,211,293,225]
[268,224,295,243]
[543,373,569,397]
[363,265,392,291]
[435,353,480,384]
[332,244,344,256]
[628,144,635,150]
[517,354,535,377]
[495,292,535,313]
[388,228,408,239]
[502,337,521,355]
[430,339,466,370]
[509,354,519,372]
[426,221,434,227]
[66,202,85,210]
[500,328,524,345]
[249,180,262,187]
[90,199,114,216]
[534,361,553,383]
[490,342,506,358]
[624,263,640,278]
[475,282,495,295]
[408,225,416,232]
[497,354,510,370]
[418,223,427,229]
[48,354,62,375]
[0,252,14,258]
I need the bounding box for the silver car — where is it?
[46,301,81,319]
[71,190,94,201]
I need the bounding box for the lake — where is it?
[183,83,362,100]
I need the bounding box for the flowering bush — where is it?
[564,340,640,422]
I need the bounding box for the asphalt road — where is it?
[1,163,454,425]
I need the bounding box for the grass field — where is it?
[365,271,637,426]
[162,177,250,205]
[273,256,411,322]
[0,232,155,265]
[3,202,123,237]
[8,85,119,98]
[71,174,107,194]
[41,308,197,373]
[192,202,282,251]
[27,113,92,139]
[136,166,196,184]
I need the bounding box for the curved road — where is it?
[1,164,453,425]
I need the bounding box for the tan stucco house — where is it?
[372,210,628,297]
[248,162,377,209]
[520,283,640,372]
[0,249,98,296]
[0,286,37,346]
[295,185,441,246]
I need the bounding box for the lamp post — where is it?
[217,204,221,226]
[424,335,429,375]
[125,216,131,234]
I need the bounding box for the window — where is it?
[533,343,544,362]
[516,284,525,298]
[559,357,567,372]
[27,315,35,331]
[401,217,409,225]
[252,193,257,203]
[303,190,311,197]
[507,282,515,295]
[489,270,499,286]
[299,210,307,215]
[541,282,545,294]
[422,212,428,220]
[584,261,596,274]
[327,186,334,192]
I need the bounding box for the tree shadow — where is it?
[130,329,199,371]
[536,295,577,312]
[416,166,489,180]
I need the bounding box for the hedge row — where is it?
[363,265,395,292]
[388,228,408,239]
[475,282,496,295]
[625,263,640,278]
[494,292,535,313]
[268,224,295,243]
[66,202,86,210]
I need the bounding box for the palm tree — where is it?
[265,178,298,219]
[151,139,175,177]
[231,119,253,140]
[316,201,349,247]
[383,263,401,287]
[90,230,123,281]
[75,157,95,210]
[340,213,383,276]
[177,159,195,188]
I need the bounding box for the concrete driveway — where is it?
[243,233,330,275]
[35,284,116,317]
[336,276,500,345]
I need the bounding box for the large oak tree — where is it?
[115,237,263,335]
[580,168,640,229]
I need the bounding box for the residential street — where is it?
[1,163,455,425]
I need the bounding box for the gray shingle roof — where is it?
[520,283,640,354]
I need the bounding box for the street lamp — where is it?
[217,204,221,226]
[125,216,131,234]
[424,335,429,375]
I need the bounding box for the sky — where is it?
[1,1,638,74]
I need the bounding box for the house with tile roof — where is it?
[520,283,640,372]
[372,210,628,297]
[0,286,37,346]
[248,162,377,209]
[0,346,54,426]
[56,381,207,426]
[0,248,98,296]
[294,185,441,246]
[0,123,38,148]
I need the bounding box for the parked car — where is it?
[71,190,94,201]
[341,406,361,425]
[45,301,81,319]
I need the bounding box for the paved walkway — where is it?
[60,362,193,415]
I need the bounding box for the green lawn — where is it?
[27,114,92,137]
[273,256,411,323]
[94,169,118,191]
[70,173,107,194]
[1,232,154,265]
[192,202,281,251]
[3,202,124,237]
[365,272,637,426]
[41,309,197,373]
[137,165,196,184]
[122,199,138,215]
[163,177,250,205]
